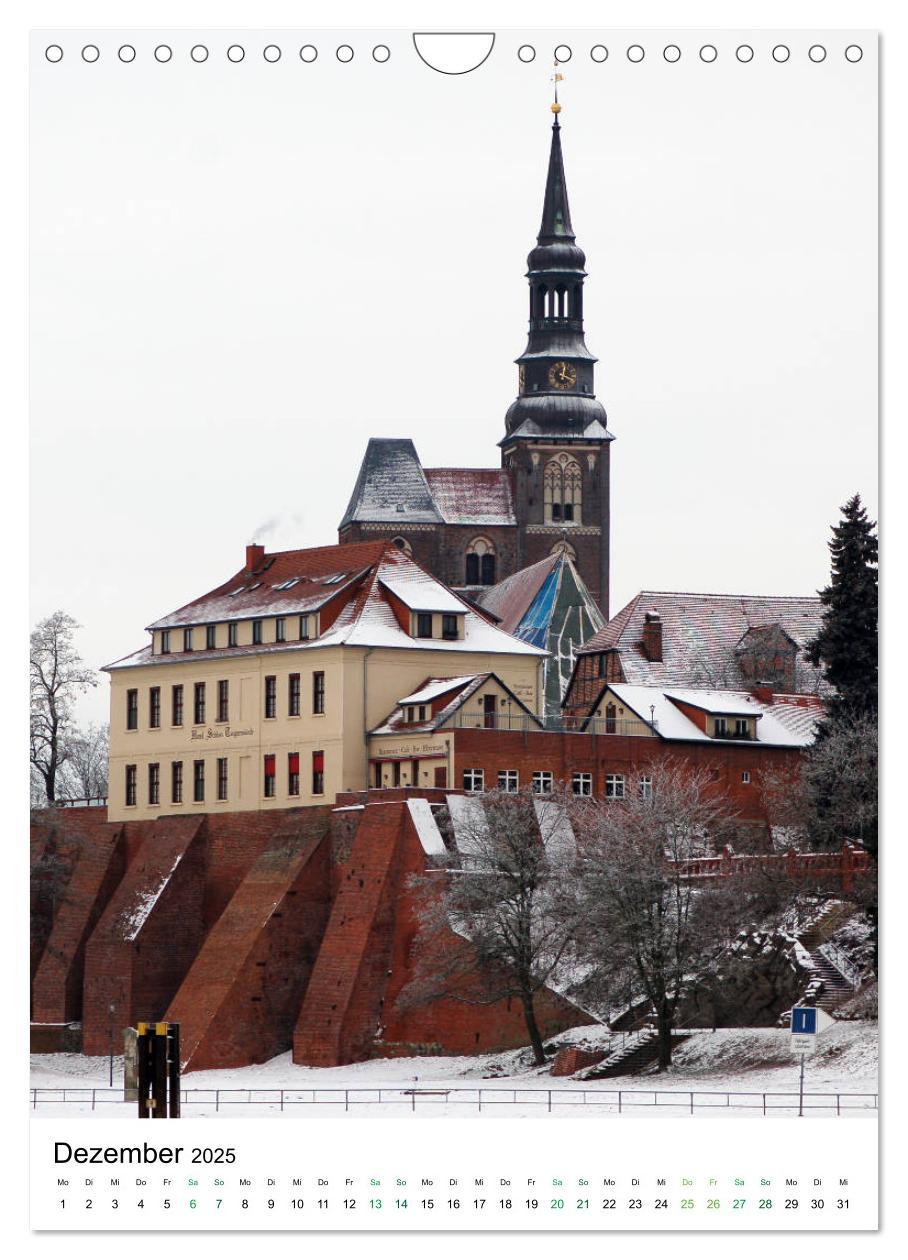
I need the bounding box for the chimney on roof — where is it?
[245,543,266,573]
[751,685,775,706]
[642,609,663,663]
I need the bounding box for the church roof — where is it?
[574,590,825,692]
[424,468,515,526]
[339,438,442,528]
[340,437,517,530]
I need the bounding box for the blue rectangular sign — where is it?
[791,1007,818,1035]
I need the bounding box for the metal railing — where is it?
[450,712,658,737]
[30,1085,877,1116]
[53,796,108,808]
[818,942,863,989]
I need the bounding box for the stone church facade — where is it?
[339,106,614,616]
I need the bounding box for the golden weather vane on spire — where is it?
[551,64,564,115]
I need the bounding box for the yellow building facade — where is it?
[105,541,545,821]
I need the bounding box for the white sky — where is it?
[29,28,877,725]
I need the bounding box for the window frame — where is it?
[288,672,301,717]
[275,617,286,643]
[415,612,433,639]
[264,674,277,719]
[126,688,138,731]
[183,627,193,653]
[193,758,205,804]
[463,768,484,793]
[228,622,238,648]
[125,764,137,807]
[172,684,184,727]
[263,754,276,799]
[299,614,310,641]
[217,756,228,802]
[313,670,325,715]
[441,613,459,640]
[605,773,626,799]
[171,760,183,804]
[149,686,161,730]
[193,681,206,726]
[312,750,325,795]
[532,770,554,795]
[572,771,593,797]
[217,679,229,723]
[252,619,263,645]
[497,769,519,793]
[148,762,160,806]
[206,624,217,650]
[160,629,171,654]
[288,751,300,797]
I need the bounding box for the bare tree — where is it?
[398,788,579,1065]
[59,722,109,802]
[568,760,741,1070]
[30,611,97,804]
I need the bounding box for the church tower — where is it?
[501,95,614,616]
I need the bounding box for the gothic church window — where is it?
[544,454,583,524]
[465,537,496,586]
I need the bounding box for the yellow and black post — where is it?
[136,1022,181,1119]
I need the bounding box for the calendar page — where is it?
[27,14,880,1241]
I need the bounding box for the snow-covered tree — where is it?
[30,611,97,804]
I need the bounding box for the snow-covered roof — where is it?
[664,689,764,718]
[572,590,826,696]
[398,676,479,706]
[380,573,466,613]
[424,468,516,527]
[604,684,821,748]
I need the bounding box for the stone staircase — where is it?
[581,1030,689,1079]
[792,901,858,1015]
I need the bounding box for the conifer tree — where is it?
[806,494,878,718]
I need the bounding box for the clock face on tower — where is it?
[548,361,577,390]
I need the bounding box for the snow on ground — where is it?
[30,1022,877,1120]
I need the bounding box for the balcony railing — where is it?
[450,712,658,737]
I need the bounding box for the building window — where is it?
[288,752,300,796]
[206,624,216,649]
[172,684,184,726]
[193,759,205,803]
[312,750,325,795]
[252,619,263,645]
[734,718,749,738]
[741,770,751,784]
[532,771,553,795]
[217,679,229,723]
[160,630,171,654]
[125,764,137,807]
[498,770,519,793]
[714,717,728,736]
[149,686,161,729]
[171,761,183,804]
[217,757,228,801]
[406,706,415,723]
[148,763,160,806]
[313,671,325,714]
[418,705,427,721]
[183,628,193,652]
[193,682,206,725]
[465,537,496,586]
[391,536,412,556]
[276,617,286,642]
[264,675,277,719]
[639,775,653,800]
[289,673,301,717]
[228,622,238,647]
[442,614,458,640]
[544,454,583,525]
[299,615,310,641]
[605,774,625,798]
[463,768,484,793]
[126,689,138,731]
[416,612,433,638]
[605,703,617,735]
[263,754,276,798]
[572,772,593,797]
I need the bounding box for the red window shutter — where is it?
[264,754,276,775]
[312,751,324,773]
[288,752,300,775]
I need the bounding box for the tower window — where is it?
[466,537,496,586]
[544,454,583,526]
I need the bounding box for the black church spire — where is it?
[538,115,574,242]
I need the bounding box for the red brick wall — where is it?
[451,728,802,823]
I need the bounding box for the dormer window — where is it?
[160,630,171,654]
[416,613,433,639]
[442,614,458,640]
[252,620,263,645]
[183,628,193,653]
[206,624,216,649]
[714,717,728,736]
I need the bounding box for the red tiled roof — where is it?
[424,468,516,526]
[146,540,388,630]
